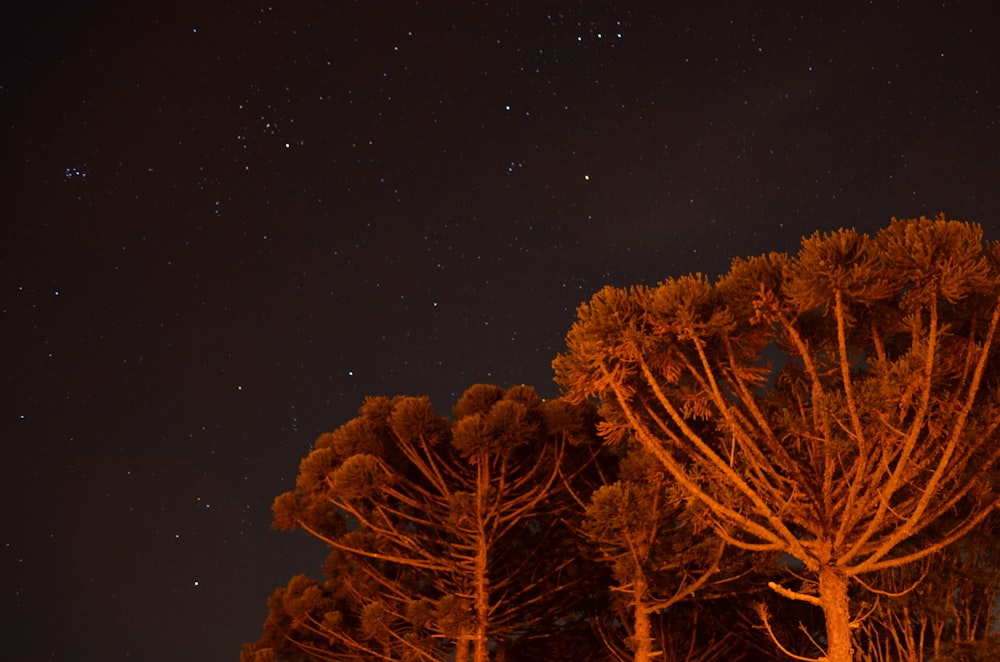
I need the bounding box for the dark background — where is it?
[3,2,998,660]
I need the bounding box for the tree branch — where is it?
[767,581,822,607]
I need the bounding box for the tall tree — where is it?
[554,216,1000,661]
[580,445,743,662]
[255,384,602,661]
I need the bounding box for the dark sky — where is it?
[3,2,999,660]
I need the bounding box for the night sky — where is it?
[3,2,999,660]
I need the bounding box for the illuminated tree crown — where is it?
[554,215,1000,661]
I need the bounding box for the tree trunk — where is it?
[819,565,853,662]
[473,533,489,662]
[931,619,945,661]
[900,605,918,662]
[632,574,655,662]
[473,462,491,662]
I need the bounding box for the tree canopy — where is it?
[257,384,604,662]
[579,445,753,662]
[554,215,1000,661]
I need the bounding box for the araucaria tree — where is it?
[259,384,601,662]
[580,445,743,662]
[554,216,1000,661]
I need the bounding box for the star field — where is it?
[3,2,1000,660]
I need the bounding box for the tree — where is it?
[579,445,744,662]
[554,216,1000,661]
[254,384,603,661]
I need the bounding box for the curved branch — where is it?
[604,363,786,551]
[853,564,929,598]
[634,356,811,563]
[834,290,867,453]
[843,294,940,566]
[856,494,1000,574]
[754,602,824,661]
[853,297,1000,572]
